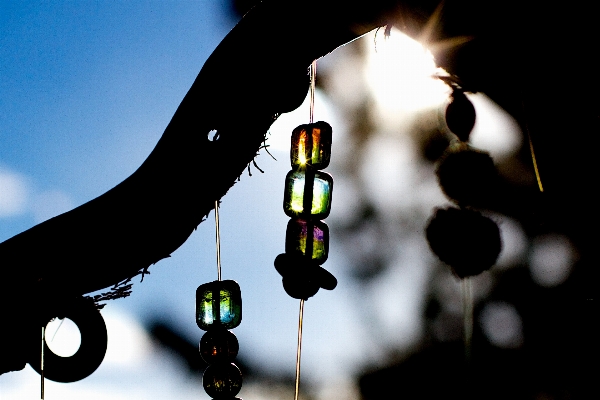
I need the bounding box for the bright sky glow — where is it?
[365,28,449,117]
[467,93,522,160]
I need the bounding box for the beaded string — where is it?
[427,79,502,370]
[274,58,337,400]
[293,59,317,400]
[195,199,244,399]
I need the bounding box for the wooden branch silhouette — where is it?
[0,0,401,374]
[1,0,596,376]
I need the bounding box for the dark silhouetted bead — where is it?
[274,253,296,277]
[203,363,243,398]
[445,90,476,142]
[423,134,451,162]
[316,265,337,290]
[436,146,497,207]
[196,280,242,330]
[290,121,332,169]
[426,207,501,278]
[274,253,337,292]
[200,328,239,363]
[282,275,320,300]
[285,219,329,263]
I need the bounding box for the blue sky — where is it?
[0,2,370,397]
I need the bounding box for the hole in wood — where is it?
[208,129,219,141]
[45,317,81,358]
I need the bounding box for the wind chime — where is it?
[273,60,337,400]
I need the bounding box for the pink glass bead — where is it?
[285,219,329,263]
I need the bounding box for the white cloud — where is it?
[0,169,29,218]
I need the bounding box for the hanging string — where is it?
[294,299,305,400]
[40,326,45,400]
[215,200,222,281]
[309,60,316,124]
[461,277,473,363]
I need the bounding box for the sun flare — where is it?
[365,28,449,116]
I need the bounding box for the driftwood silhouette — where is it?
[1,0,596,378]
[0,0,398,376]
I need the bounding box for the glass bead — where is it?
[274,253,338,289]
[426,207,501,278]
[203,363,243,398]
[282,276,320,300]
[283,170,333,219]
[285,219,329,263]
[290,121,332,169]
[317,266,338,290]
[196,280,242,330]
[445,90,476,142]
[200,328,239,363]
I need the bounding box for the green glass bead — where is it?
[203,363,243,398]
[285,219,329,263]
[283,170,333,219]
[196,280,242,330]
[200,328,239,363]
[290,121,332,169]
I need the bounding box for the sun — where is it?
[365,27,450,115]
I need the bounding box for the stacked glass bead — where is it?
[196,280,243,400]
[275,121,337,299]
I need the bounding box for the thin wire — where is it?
[309,60,316,124]
[41,326,45,400]
[214,200,222,281]
[520,96,543,192]
[528,134,544,192]
[461,277,473,363]
[294,299,305,400]
[50,318,65,343]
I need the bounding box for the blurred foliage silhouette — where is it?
[228,1,597,399]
